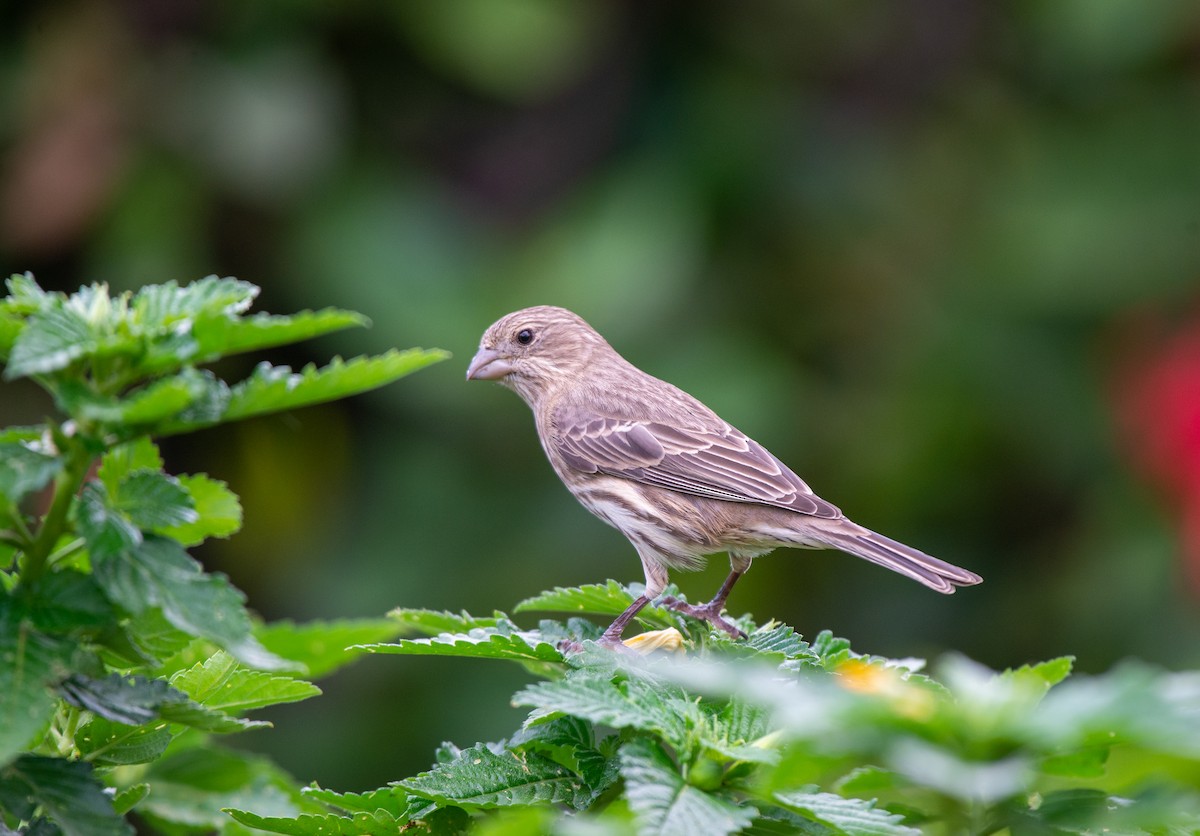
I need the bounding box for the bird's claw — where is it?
[659,595,747,639]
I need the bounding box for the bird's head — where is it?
[466,306,608,404]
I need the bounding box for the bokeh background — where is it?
[3,0,1200,792]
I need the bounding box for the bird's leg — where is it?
[661,566,748,639]
[598,595,652,648]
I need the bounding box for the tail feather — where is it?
[825,528,982,594]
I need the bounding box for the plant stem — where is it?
[21,441,91,587]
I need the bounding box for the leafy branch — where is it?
[0,274,444,834]
[225,582,1200,835]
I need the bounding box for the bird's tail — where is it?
[822,525,982,593]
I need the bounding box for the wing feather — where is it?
[552,410,841,519]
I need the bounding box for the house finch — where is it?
[467,306,981,645]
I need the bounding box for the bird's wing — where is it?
[551,410,842,519]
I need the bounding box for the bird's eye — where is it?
[516,328,534,346]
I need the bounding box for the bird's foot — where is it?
[659,596,747,639]
[557,634,639,655]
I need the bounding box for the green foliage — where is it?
[0,275,445,833]
[232,589,1200,835]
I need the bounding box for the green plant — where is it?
[0,274,446,833]
[228,582,1200,834]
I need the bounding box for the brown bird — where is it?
[467,306,981,646]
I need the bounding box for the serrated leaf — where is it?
[509,717,617,803]
[139,745,298,830]
[220,349,449,423]
[61,672,264,736]
[193,308,368,361]
[4,303,95,379]
[55,374,206,427]
[746,624,811,659]
[75,718,172,766]
[59,673,175,725]
[4,272,50,311]
[115,471,197,530]
[387,607,505,637]
[774,790,921,836]
[0,598,73,766]
[91,534,287,670]
[97,438,163,496]
[160,474,242,546]
[27,570,113,633]
[400,744,591,810]
[1002,657,1074,693]
[0,442,61,506]
[357,626,563,665]
[170,651,320,713]
[301,784,410,817]
[0,755,132,835]
[619,738,755,836]
[118,608,195,667]
[255,618,403,679]
[514,674,692,749]
[514,581,670,624]
[75,481,141,561]
[131,276,258,326]
[224,808,403,835]
[112,783,150,816]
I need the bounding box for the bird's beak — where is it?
[466,346,514,381]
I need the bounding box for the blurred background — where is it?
[2,0,1200,792]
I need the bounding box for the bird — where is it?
[466,306,981,647]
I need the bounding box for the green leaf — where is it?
[193,308,368,360]
[131,276,258,326]
[509,717,617,803]
[3,272,51,312]
[224,808,405,835]
[76,718,172,766]
[1002,656,1074,693]
[139,745,299,830]
[62,672,266,737]
[301,784,410,817]
[745,624,812,660]
[515,581,671,623]
[0,597,73,766]
[514,674,693,749]
[357,625,563,665]
[0,755,132,835]
[220,349,449,423]
[4,302,94,379]
[1038,745,1109,778]
[91,534,287,670]
[117,607,195,667]
[255,618,403,679]
[55,373,209,427]
[97,437,164,496]
[774,790,921,836]
[114,471,197,530]
[0,309,22,360]
[387,607,505,637]
[112,783,150,816]
[75,481,141,561]
[27,570,114,633]
[619,738,755,836]
[160,474,242,546]
[59,673,178,725]
[0,442,61,506]
[170,651,320,713]
[400,743,592,810]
